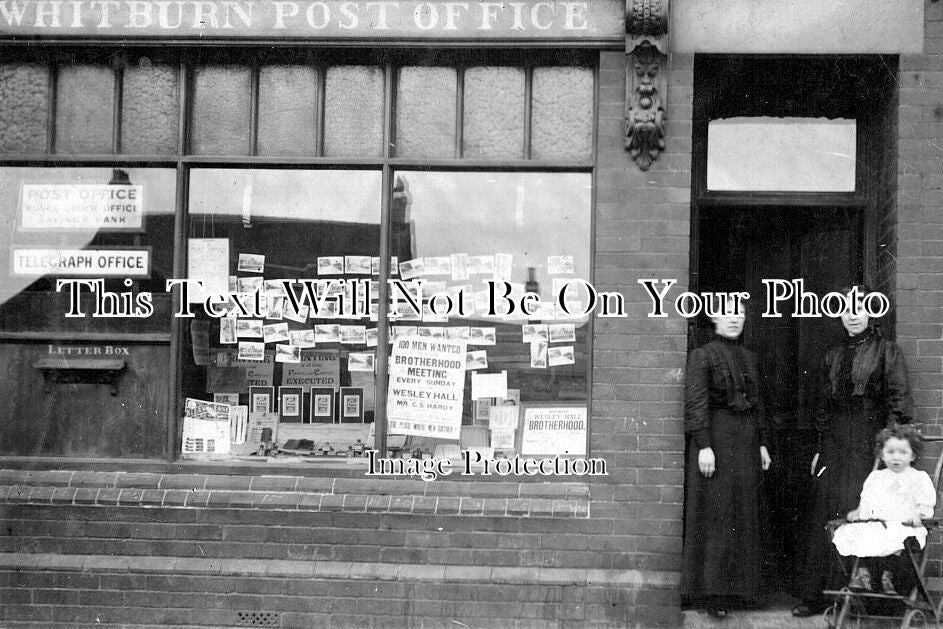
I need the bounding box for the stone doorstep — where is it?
[683,606,935,628]
[0,552,677,590]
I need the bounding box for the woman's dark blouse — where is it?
[813,327,912,431]
[684,336,771,450]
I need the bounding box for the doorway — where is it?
[694,203,863,591]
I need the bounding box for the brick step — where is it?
[1,553,671,628]
[1,503,641,570]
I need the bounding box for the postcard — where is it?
[341,325,367,344]
[266,296,285,320]
[345,255,372,275]
[424,256,451,276]
[547,255,575,275]
[468,327,496,345]
[219,317,237,344]
[398,258,424,280]
[530,341,548,369]
[238,341,265,361]
[494,253,513,280]
[213,392,240,407]
[548,345,576,367]
[391,326,418,341]
[236,319,263,338]
[282,303,309,323]
[274,344,302,363]
[314,324,341,343]
[549,323,576,343]
[317,256,344,275]
[522,324,549,344]
[446,326,470,340]
[348,352,375,372]
[262,322,290,344]
[237,276,263,295]
[365,327,378,347]
[466,350,488,371]
[288,329,316,348]
[237,253,265,274]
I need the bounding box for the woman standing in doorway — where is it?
[792,284,913,617]
[682,299,772,618]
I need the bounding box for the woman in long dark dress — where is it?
[792,285,913,616]
[682,303,772,618]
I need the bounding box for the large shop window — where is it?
[0,49,595,463]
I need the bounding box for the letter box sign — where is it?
[0,1,623,42]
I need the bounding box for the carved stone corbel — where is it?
[625,0,669,171]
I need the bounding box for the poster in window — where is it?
[249,386,274,414]
[187,238,229,302]
[340,387,364,423]
[278,386,303,423]
[518,403,587,457]
[309,387,336,423]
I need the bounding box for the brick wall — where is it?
[589,49,694,626]
[897,0,943,581]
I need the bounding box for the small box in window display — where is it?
[249,386,274,414]
[309,387,336,423]
[278,386,303,423]
[340,387,364,423]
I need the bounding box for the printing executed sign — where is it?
[11,248,150,277]
[19,184,144,230]
[387,337,466,439]
[280,350,340,387]
[0,1,623,42]
[519,404,587,456]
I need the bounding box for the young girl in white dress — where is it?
[832,425,936,594]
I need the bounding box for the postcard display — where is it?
[185,245,588,457]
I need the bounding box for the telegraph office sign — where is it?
[0,1,624,41]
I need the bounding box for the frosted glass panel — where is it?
[191,65,251,155]
[324,65,383,157]
[531,66,594,161]
[396,67,456,158]
[463,67,524,159]
[707,118,856,192]
[56,65,114,154]
[122,61,179,155]
[258,65,318,156]
[0,63,48,154]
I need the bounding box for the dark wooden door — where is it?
[695,204,862,589]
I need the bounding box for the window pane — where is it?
[0,63,48,154]
[324,66,384,157]
[532,66,594,161]
[184,169,382,456]
[258,65,318,157]
[0,167,176,458]
[396,66,456,158]
[55,64,114,154]
[463,67,524,159]
[121,59,179,155]
[391,171,591,445]
[191,65,251,155]
[707,117,857,191]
